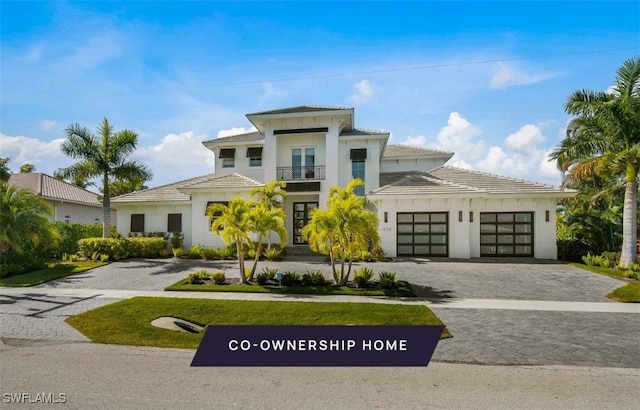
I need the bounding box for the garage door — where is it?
[397,212,448,256]
[480,212,533,256]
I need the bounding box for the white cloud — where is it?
[216,126,257,139]
[137,131,214,168]
[0,133,65,165]
[401,135,427,146]
[605,85,619,96]
[490,63,559,89]
[40,120,56,131]
[349,79,375,104]
[261,82,285,102]
[538,148,560,178]
[433,112,484,160]
[504,124,545,152]
[65,32,123,72]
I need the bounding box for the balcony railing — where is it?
[277,166,326,181]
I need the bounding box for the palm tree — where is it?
[208,198,253,284]
[303,179,379,285]
[246,203,288,281]
[250,180,287,249]
[59,118,152,237]
[0,182,56,255]
[551,57,640,266]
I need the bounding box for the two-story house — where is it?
[112,105,575,259]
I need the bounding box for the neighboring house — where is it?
[8,173,116,225]
[112,105,575,259]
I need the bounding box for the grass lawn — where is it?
[568,263,632,281]
[66,297,451,349]
[165,279,415,297]
[0,261,106,287]
[607,283,640,303]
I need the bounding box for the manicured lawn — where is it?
[66,297,451,349]
[607,283,640,303]
[0,261,106,287]
[165,278,415,297]
[568,263,631,281]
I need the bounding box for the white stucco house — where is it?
[112,105,574,259]
[9,172,116,225]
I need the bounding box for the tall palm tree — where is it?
[0,182,56,255]
[551,56,640,266]
[250,180,287,249]
[208,198,253,284]
[303,179,379,285]
[59,118,152,238]
[246,203,288,281]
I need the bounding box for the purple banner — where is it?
[191,325,445,366]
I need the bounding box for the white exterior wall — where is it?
[338,140,381,193]
[47,200,117,226]
[115,203,192,247]
[213,143,265,182]
[380,157,448,173]
[374,196,558,260]
[189,191,254,248]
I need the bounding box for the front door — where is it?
[293,202,318,244]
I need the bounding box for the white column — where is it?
[263,126,276,183]
[320,123,340,206]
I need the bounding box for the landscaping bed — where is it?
[66,297,451,349]
[165,268,415,297]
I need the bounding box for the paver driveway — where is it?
[2,257,639,368]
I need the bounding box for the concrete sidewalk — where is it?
[3,286,639,313]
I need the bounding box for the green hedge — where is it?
[78,237,167,260]
[126,237,167,258]
[54,222,102,258]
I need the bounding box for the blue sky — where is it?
[1,1,639,188]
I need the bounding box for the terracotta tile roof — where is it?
[8,173,101,206]
[111,173,264,203]
[382,144,454,157]
[247,105,352,116]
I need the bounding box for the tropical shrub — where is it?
[172,248,183,258]
[353,267,375,288]
[100,254,109,262]
[212,271,226,285]
[169,231,184,250]
[91,251,100,261]
[188,245,204,259]
[378,271,397,289]
[281,271,302,287]
[371,245,387,262]
[301,269,326,286]
[264,246,284,261]
[188,269,210,284]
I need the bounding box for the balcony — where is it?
[277,166,325,181]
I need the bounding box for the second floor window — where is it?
[219,148,235,168]
[292,147,315,179]
[247,147,263,167]
[350,148,367,196]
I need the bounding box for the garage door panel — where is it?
[397,212,448,257]
[480,212,533,257]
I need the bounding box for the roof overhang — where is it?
[247,108,354,133]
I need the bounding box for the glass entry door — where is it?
[293,202,318,244]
